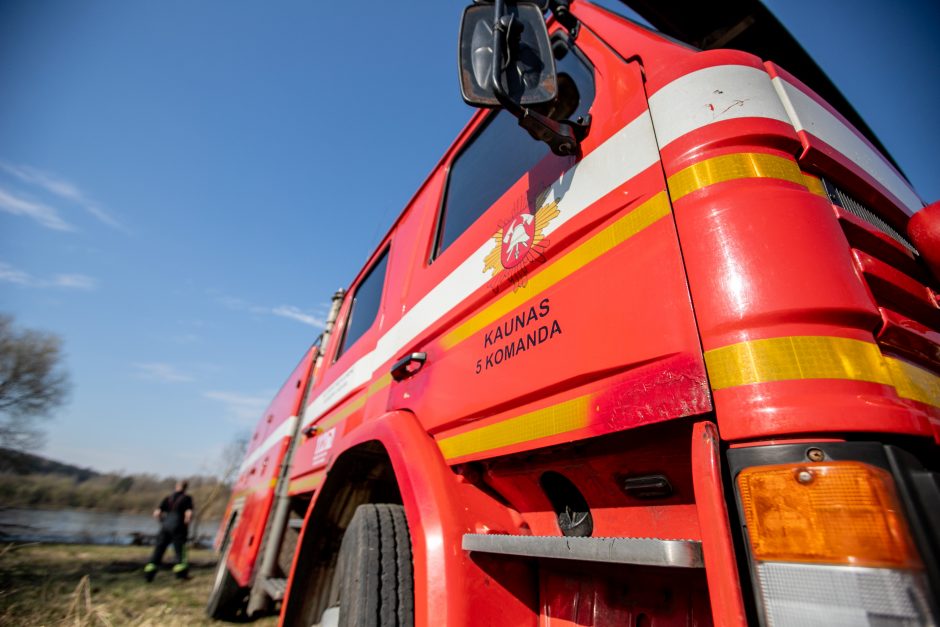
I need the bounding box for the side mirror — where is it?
[458,2,557,107]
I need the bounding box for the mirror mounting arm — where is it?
[490,0,586,157]
[548,0,579,37]
[516,108,588,157]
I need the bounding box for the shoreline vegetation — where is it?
[0,447,234,520]
[0,472,231,519]
[0,542,278,626]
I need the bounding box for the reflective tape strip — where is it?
[312,373,392,433]
[441,191,671,350]
[438,393,591,461]
[303,110,662,424]
[667,152,806,202]
[705,336,892,390]
[771,76,922,215]
[802,172,828,199]
[288,471,324,494]
[231,478,277,501]
[649,64,791,148]
[705,335,940,409]
[885,356,940,409]
[238,415,298,475]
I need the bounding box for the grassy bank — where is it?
[0,543,279,626]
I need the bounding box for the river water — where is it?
[0,507,220,547]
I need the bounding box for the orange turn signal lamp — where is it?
[737,461,921,569]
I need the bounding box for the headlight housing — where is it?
[729,443,939,626]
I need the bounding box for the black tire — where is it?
[331,504,414,627]
[206,529,244,620]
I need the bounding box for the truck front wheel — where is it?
[321,503,414,627]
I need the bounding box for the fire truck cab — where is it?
[208,2,940,625]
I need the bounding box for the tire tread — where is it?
[337,504,413,626]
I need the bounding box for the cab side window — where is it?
[336,247,389,359]
[432,39,595,260]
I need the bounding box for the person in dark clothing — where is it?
[144,480,194,581]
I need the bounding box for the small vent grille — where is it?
[822,179,917,255]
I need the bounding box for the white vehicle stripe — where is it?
[301,63,924,433]
[303,109,662,424]
[646,64,921,215]
[771,77,922,215]
[648,64,791,148]
[237,414,298,476]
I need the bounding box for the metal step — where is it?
[288,517,304,530]
[462,534,703,568]
[260,576,288,601]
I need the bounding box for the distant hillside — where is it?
[0,447,99,482]
[0,448,231,518]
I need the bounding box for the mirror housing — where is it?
[458,2,557,107]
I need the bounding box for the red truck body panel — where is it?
[222,347,315,587]
[213,3,939,625]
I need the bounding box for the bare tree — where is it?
[191,432,249,539]
[0,314,70,450]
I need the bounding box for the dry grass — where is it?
[0,543,279,626]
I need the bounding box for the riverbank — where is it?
[0,543,278,626]
[0,507,220,548]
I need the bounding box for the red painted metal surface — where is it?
[691,422,747,627]
[909,200,940,281]
[217,2,939,624]
[765,62,920,227]
[282,410,536,627]
[538,564,712,627]
[221,347,315,586]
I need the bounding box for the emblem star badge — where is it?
[483,187,561,291]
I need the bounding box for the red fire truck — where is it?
[207,1,940,625]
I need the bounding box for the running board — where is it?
[462,534,703,568]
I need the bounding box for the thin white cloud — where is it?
[52,274,98,290]
[133,362,194,383]
[0,186,73,231]
[204,390,269,424]
[0,263,32,285]
[0,262,97,290]
[216,292,327,330]
[271,305,326,328]
[0,162,124,230]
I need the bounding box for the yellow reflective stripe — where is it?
[442,192,671,350]
[369,372,393,395]
[316,373,392,432]
[288,472,324,494]
[438,393,591,461]
[885,356,940,409]
[705,335,940,409]
[667,153,806,202]
[231,479,276,500]
[705,335,893,390]
[802,171,828,198]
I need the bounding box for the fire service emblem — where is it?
[483,188,561,292]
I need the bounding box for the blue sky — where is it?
[1,1,937,477]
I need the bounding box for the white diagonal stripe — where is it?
[772,76,922,215]
[238,415,298,475]
[303,108,661,424]
[648,64,791,148]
